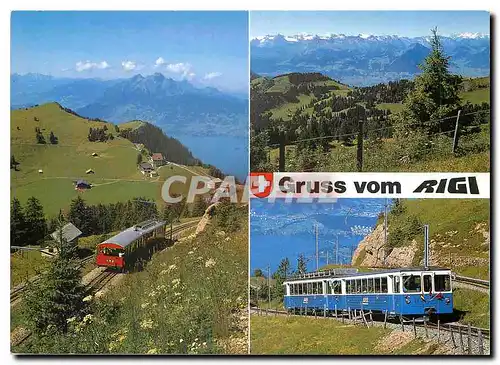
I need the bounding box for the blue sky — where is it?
[250,198,389,273]
[11,11,249,93]
[250,10,490,38]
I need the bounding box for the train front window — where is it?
[393,276,401,293]
[100,247,123,256]
[332,281,342,294]
[423,275,432,293]
[402,275,422,293]
[434,274,451,292]
[381,277,388,293]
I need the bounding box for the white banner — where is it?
[248,172,490,199]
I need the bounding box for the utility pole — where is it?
[336,235,339,266]
[315,224,319,271]
[452,110,462,153]
[326,250,329,265]
[356,120,364,172]
[267,265,271,310]
[423,224,430,269]
[383,198,388,266]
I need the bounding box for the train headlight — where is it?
[405,298,411,304]
[445,298,450,304]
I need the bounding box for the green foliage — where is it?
[387,214,421,249]
[136,153,142,165]
[11,198,26,246]
[11,155,20,170]
[23,218,87,336]
[253,268,263,277]
[23,197,47,246]
[213,202,242,233]
[453,288,490,328]
[49,131,58,144]
[191,195,209,217]
[296,254,308,275]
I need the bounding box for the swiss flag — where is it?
[249,172,273,198]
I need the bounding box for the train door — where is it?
[422,272,434,315]
[391,275,401,314]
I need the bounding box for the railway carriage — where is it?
[283,267,453,317]
[96,219,166,271]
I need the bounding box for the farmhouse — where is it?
[151,153,165,168]
[44,222,83,256]
[139,162,154,174]
[74,179,92,190]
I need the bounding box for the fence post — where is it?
[424,318,428,338]
[278,131,286,172]
[437,319,441,343]
[450,325,456,348]
[348,307,351,320]
[357,120,364,172]
[478,330,484,355]
[400,315,404,332]
[361,310,369,328]
[452,110,462,153]
[384,310,388,329]
[334,304,337,318]
[413,318,417,338]
[467,323,472,355]
[324,306,327,318]
[369,311,373,324]
[459,326,464,354]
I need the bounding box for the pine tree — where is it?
[68,196,91,235]
[10,155,20,170]
[11,198,26,246]
[396,28,462,136]
[136,153,143,165]
[24,216,87,335]
[24,197,47,246]
[49,131,58,144]
[296,254,308,275]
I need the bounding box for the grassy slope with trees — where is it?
[13,203,248,354]
[11,103,206,217]
[251,30,490,173]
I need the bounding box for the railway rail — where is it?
[250,307,490,340]
[452,274,489,289]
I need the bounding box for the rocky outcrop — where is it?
[351,224,420,267]
[195,202,221,235]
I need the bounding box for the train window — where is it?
[374,278,381,293]
[346,280,352,294]
[307,282,313,295]
[361,278,367,293]
[381,277,388,293]
[312,282,318,294]
[393,276,401,293]
[297,284,302,295]
[367,278,374,293]
[318,282,323,295]
[402,275,421,293]
[434,274,451,292]
[290,285,294,295]
[423,275,432,293]
[332,281,342,294]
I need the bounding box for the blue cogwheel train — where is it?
[283,267,453,318]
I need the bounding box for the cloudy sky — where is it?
[11,11,249,93]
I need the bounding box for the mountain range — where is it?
[11,72,248,137]
[250,33,490,86]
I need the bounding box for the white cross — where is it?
[253,175,270,193]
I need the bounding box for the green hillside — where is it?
[11,103,198,217]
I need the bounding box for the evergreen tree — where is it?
[68,196,91,235]
[396,28,462,136]
[253,268,263,277]
[296,254,308,275]
[136,153,143,165]
[191,195,208,217]
[24,216,87,335]
[10,155,20,170]
[11,198,26,246]
[49,131,58,144]
[24,197,47,246]
[272,258,292,300]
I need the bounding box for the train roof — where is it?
[98,219,166,248]
[284,266,451,283]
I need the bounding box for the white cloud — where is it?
[154,57,166,67]
[166,62,192,74]
[204,72,222,80]
[75,60,110,72]
[121,60,137,71]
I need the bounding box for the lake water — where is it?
[168,134,249,181]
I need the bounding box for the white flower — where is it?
[66,316,77,323]
[140,319,154,329]
[147,348,158,354]
[141,302,150,309]
[83,295,93,302]
[179,338,184,343]
[205,258,216,268]
[83,314,93,323]
[188,251,194,255]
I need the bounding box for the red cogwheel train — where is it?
[96,219,166,271]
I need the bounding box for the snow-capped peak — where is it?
[453,32,489,39]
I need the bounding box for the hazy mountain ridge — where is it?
[10,73,248,137]
[251,33,490,86]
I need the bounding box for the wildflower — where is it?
[205,258,216,268]
[66,316,77,323]
[188,250,194,255]
[141,302,150,309]
[118,335,126,342]
[148,290,157,297]
[140,319,154,329]
[225,237,230,241]
[83,295,93,302]
[147,348,158,354]
[179,339,184,343]
[174,292,181,296]
[83,314,93,323]
[160,269,168,275]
